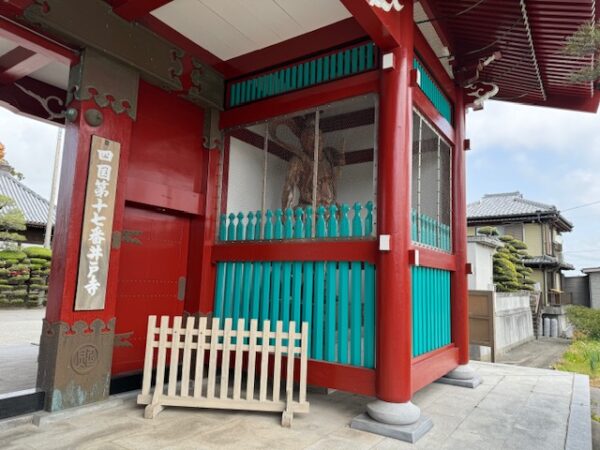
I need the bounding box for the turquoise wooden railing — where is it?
[214,202,376,369]
[228,42,377,108]
[412,266,451,357]
[411,209,451,252]
[413,57,453,124]
[220,202,374,242]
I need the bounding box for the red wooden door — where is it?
[112,205,189,375]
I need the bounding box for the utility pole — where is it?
[44,127,63,249]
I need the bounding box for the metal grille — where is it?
[221,94,378,241]
[411,109,452,252]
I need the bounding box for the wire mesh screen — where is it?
[221,94,377,241]
[411,110,452,252]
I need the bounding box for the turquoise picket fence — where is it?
[411,209,451,252]
[214,202,376,368]
[411,266,451,357]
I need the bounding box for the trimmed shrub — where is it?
[493,234,534,292]
[0,250,26,262]
[23,246,52,260]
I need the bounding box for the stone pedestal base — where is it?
[37,319,116,412]
[438,364,482,389]
[366,399,420,425]
[351,413,433,443]
[350,400,432,443]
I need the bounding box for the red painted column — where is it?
[45,98,133,326]
[451,87,469,364]
[375,3,414,403]
[196,141,222,314]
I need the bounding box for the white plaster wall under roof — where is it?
[151,0,352,61]
[0,35,69,90]
[413,1,453,78]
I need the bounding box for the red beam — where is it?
[212,240,378,264]
[305,359,375,396]
[220,71,379,130]
[0,46,49,85]
[413,87,455,144]
[411,345,459,393]
[0,75,65,124]
[409,247,456,272]
[113,0,174,22]
[125,177,204,215]
[0,16,77,65]
[340,0,414,51]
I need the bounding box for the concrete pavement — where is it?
[0,307,44,395]
[0,362,585,449]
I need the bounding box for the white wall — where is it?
[467,238,497,291]
[226,135,375,217]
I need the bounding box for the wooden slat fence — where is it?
[137,316,309,427]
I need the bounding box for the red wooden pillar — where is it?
[375,4,414,405]
[195,131,223,315]
[451,88,469,364]
[38,49,137,411]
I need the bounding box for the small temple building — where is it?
[0,0,598,441]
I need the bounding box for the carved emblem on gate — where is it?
[71,344,100,374]
[368,0,404,12]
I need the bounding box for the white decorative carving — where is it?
[14,82,65,121]
[465,82,499,110]
[368,0,404,12]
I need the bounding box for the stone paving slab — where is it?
[0,361,585,449]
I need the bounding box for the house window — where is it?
[411,110,452,252]
[220,94,378,241]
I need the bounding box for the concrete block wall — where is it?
[590,273,600,310]
[563,275,590,307]
[470,291,534,361]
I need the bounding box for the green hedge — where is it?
[23,246,52,260]
[567,306,600,339]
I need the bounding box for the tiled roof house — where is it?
[468,192,573,305]
[0,163,53,244]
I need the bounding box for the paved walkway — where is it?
[0,307,44,394]
[497,337,570,369]
[0,362,583,449]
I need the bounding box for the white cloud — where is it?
[467,100,600,272]
[0,106,61,200]
[467,100,600,159]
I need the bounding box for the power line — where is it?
[416,0,487,25]
[561,200,600,212]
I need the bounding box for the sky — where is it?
[1,98,599,273]
[467,100,600,274]
[0,107,61,203]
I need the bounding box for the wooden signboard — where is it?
[468,290,496,362]
[74,135,120,311]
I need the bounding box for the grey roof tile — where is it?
[467,192,557,218]
[0,168,52,227]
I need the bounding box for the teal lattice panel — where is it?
[214,203,376,368]
[413,58,453,124]
[228,42,377,108]
[411,266,451,357]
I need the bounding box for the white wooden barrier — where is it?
[137,316,309,426]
